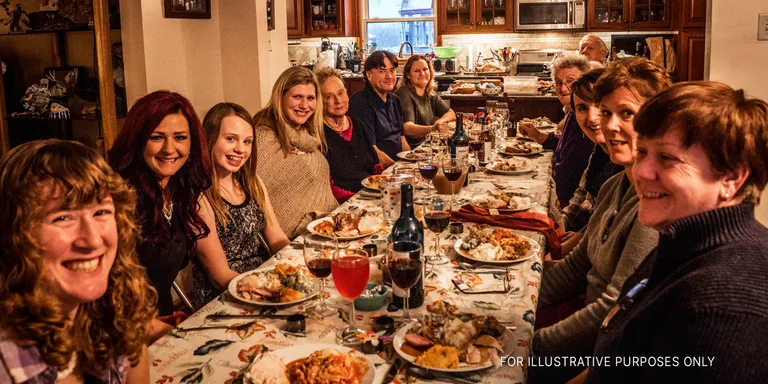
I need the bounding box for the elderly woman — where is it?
[315,68,382,203]
[530,58,671,383]
[109,90,212,342]
[254,66,338,238]
[584,82,768,382]
[0,140,156,383]
[193,102,290,308]
[395,55,456,148]
[520,54,594,207]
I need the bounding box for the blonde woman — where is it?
[395,55,455,147]
[193,103,290,308]
[0,139,155,383]
[254,66,338,238]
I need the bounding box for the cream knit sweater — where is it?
[255,119,338,239]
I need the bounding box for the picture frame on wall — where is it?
[267,0,275,31]
[163,0,211,19]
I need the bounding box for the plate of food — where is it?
[229,263,318,306]
[471,190,537,212]
[485,158,536,175]
[499,141,543,157]
[244,344,375,384]
[393,311,514,373]
[454,225,540,264]
[360,175,390,191]
[520,116,556,130]
[307,210,383,240]
[397,148,431,162]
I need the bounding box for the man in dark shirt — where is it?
[348,50,410,167]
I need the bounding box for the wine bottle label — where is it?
[455,146,469,162]
[483,141,492,163]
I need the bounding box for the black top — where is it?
[136,199,189,316]
[590,204,768,383]
[584,145,623,198]
[324,117,380,193]
[348,84,405,160]
[394,85,451,148]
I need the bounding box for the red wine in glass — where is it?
[387,258,422,290]
[469,140,483,151]
[307,258,332,278]
[444,167,463,182]
[424,211,451,233]
[419,164,438,180]
[332,255,370,300]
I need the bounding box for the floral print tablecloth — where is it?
[149,152,555,384]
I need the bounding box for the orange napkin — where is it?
[451,205,564,259]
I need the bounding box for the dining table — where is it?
[148,144,557,384]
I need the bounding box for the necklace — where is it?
[162,187,173,225]
[56,352,78,380]
[325,116,348,132]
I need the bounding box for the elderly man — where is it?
[348,50,410,167]
[520,54,594,208]
[579,34,608,64]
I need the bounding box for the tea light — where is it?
[449,222,464,234]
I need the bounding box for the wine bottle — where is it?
[390,183,425,309]
[450,112,469,163]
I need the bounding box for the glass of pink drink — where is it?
[331,248,370,344]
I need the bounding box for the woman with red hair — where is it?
[108,90,212,342]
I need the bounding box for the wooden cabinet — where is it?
[681,0,706,28]
[438,0,512,34]
[588,0,671,31]
[677,29,705,81]
[287,0,304,38]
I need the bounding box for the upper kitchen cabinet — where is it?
[681,0,706,28]
[438,0,512,34]
[588,0,671,31]
[287,0,304,38]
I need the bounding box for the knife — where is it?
[206,313,293,320]
[382,358,402,384]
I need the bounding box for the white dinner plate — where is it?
[228,269,318,306]
[360,175,389,191]
[270,344,376,384]
[470,195,538,212]
[393,323,515,373]
[397,150,430,162]
[454,230,540,265]
[497,144,544,157]
[306,216,383,241]
[484,162,536,175]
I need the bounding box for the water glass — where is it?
[381,180,403,225]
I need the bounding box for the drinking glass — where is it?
[303,236,337,318]
[386,241,423,324]
[468,129,483,169]
[332,248,370,343]
[442,155,468,211]
[496,107,509,127]
[418,156,439,200]
[381,180,403,225]
[424,209,451,265]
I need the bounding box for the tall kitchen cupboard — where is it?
[438,0,513,34]
[588,0,672,31]
[288,0,358,38]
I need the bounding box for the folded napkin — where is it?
[451,204,564,259]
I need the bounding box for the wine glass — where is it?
[424,209,451,265]
[418,155,439,200]
[303,236,336,318]
[332,248,370,344]
[442,155,467,211]
[386,241,423,325]
[468,129,483,169]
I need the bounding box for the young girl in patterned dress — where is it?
[193,102,290,308]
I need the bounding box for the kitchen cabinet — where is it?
[287,0,304,38]
[588,0,672,31]
[438,0,512,34]
[681,0,706,28]
[677,29,705,81]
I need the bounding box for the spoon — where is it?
[407,366,481,384]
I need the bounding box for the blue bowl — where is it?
[354,283,388,311]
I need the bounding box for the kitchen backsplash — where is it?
[288,31,676,67]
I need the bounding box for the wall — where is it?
[121,0,288,117]
[708,0,768,225]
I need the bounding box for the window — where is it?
[363,0,436,54]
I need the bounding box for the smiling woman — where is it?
[0,139,156,383]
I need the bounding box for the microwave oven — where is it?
[515,0,585,31]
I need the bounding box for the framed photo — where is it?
[163,0,211,19]
[266,0,275,31]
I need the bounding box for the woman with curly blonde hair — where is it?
[0,139,156,383]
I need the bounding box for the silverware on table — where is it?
[206,313,293,321]
[407,365,481,384]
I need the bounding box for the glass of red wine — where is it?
[303,236,337,318]
[424,210,451,265]
[332,248,370,343]
[386,241,423,325]
[442,155,467,211]
[469,129,483,170]
[418,156,439,200]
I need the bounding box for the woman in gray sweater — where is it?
[395,55,455,148]
[531,58,672,381]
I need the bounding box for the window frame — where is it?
[361,0,438,54]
